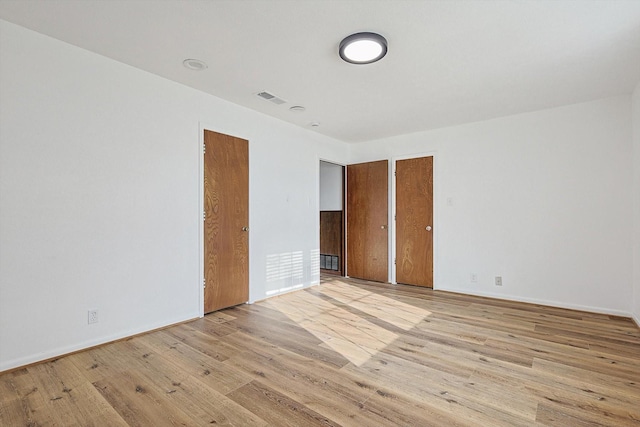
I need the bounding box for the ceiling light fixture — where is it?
[339,32,387,64]
[182,58,208,71]
[289,106,306,112]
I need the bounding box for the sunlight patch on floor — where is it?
[320,280,432,330]
[264,280,431,366]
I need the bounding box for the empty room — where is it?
[1,0,640,425]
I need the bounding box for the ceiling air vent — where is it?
[257,91,286,105]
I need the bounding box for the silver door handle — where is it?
[381,225,387,229]
[426,226,432,231]
[242,227,249,232]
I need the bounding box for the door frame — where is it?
[317,157,347,279]
[391,152,438,288]
[198,124,205,318]
[198,123,251,317]
[318,159,346,277]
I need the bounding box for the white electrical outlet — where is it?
[88,309,98,324]
[471,273,477,283]
[495,276,502,286]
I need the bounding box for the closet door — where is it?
[396,156,433,287]
[203,130,249,313]
[346,160,388,282]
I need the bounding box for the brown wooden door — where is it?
[396,156,433,288]
[346,160,388,282]
[204,130,249,313]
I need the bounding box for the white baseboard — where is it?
[0,313,197,373]
[633,313,640,329]
[250,279,320,304]
[438,286,633,318]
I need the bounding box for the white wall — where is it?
[2,19,636,373]
[350,96,634,315]
[319,161,343,211]
[0,20,348,371]
[633,82,640,326]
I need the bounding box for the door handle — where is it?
[242,227,249,232]
[426,226,432,231]
[381,225,387,229]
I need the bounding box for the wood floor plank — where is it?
[93,370,195,426]
[28,360,128,426]
[499,307,640,342]
[0,368,59,426]
[0,396,29,427]
[182,315,238,337]
[340,351,536,426]
[484,336,640,382]
[130,332,254,395]
[532,358,640,400]
[535,324,640,354]
[468,356,640,425]
[6,362,124,427]
[524,379,640,426]
[379,335,479,378]
[2,275,639,426]
[2,368,66,426]
[536,402,606,427]
[359,387,474,427]
[227,380,341,427]
[225,305,351,369]
[221,333,403,426]
[408,319,535,367]
[131,359,268,426]
[163,322,243,361]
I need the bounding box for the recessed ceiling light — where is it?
[339,32,387,64]
[182,58,208,71]
[289,106,306,112]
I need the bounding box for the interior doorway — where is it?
[319,161,345,276]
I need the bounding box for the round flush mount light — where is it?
[182,58,208,71]
[339,32,387,64]
[289,105,306,112]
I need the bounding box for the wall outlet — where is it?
[495,276,502,286]
[470,273,477,283]
[88,309,98,324]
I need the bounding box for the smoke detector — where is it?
[182,59,208,70]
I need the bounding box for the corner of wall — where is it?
[633,81,640,324]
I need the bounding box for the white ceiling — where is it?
[1,0,640,143]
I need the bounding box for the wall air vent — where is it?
[257,91,286,105]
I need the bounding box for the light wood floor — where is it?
[2,276,640,426]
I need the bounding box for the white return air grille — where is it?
[257,91,286,105]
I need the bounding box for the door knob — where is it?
[242,227,249,232]
[426,226,432,231]
[381,225,387,229]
